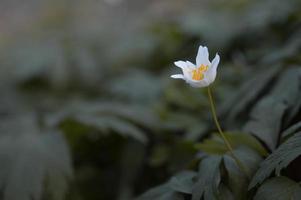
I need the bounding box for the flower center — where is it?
[192,64,208,80]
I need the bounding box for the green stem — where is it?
[207,86,250,179]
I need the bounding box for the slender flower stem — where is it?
[207,86,250,179]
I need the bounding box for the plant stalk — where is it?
[207,86,250,179]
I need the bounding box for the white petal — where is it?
[186,78,210,88]
[196,45,210,66]
[174,61,187,69]
[174,60,191,79]
[211,53,220,68]
[205,54,220,84]
[170,74,185,79]
[186,61,196,68]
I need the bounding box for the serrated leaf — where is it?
[254,177,301,200]
[249,133,301,189]
[281,121,301,140]
[192,156,222,200]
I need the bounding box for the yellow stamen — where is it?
[192,64,208,80]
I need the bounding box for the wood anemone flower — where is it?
[171,45,220,88]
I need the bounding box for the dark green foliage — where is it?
[220,65,281,124]
[244,68,301,150]
[196,132,268,156]
[135,183,185,200]
[0,115,72,200]
[282,121,301,140]
[136,171,197,200]
[249,133,301,189]
[0,0,301,200]
[192,156,222,200]
[223,147,262,200]
[254,177,301,200]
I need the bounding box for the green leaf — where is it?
[220,66,281,122]
[136,171,196,200]
[169,171,197,194]
[195,137,228,155]
[244,97,287,150]
[226,132,268,156]
[249,133,301,189]
[224,155,248,200]
[217,184,234,200]
[192,156,222,200]
[49,101,159,130]
[254,177,301,200]
[196,132,268,156]
[0,115,72,200]
[79,101,159,129]
[224,148,262,200]
[135,184,184,200]
[244,68,301,150]
[233,147,263,175]
[281,121,301,140]
[48,101,165,143]
[268,68,301,126]
[74,115,148,143]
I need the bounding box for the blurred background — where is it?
[0,0,300,200]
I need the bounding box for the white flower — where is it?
[171,45,220,88]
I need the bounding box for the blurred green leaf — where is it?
[149,145,170,167]
[0,115,72,200]
[74,115,148,143]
